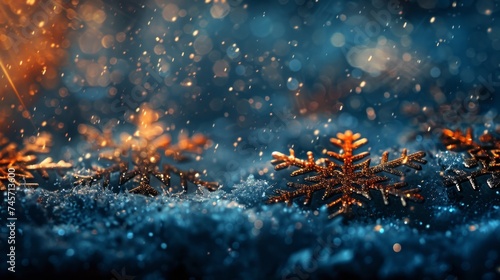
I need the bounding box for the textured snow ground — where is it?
[1,172,499,279]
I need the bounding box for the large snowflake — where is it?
[268,130,427,217]
[0,132,72,190]
[74,103,219,196]
[441,128,500,191]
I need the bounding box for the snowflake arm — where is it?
[368,181,424,207]
[164,132,211,161]
[27,157,73,179]
[77,122,118,150]
[327,194,365,218]
[267,181,332,206]
[441,127,475,151]
[369,149,427,176]
[124,164,219,196]
[443,168,493,191]
[271,149,329,176]
[73,164,124,189]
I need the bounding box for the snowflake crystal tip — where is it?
[268,130,427,218]
[441,128,500,191]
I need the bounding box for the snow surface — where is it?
[1,172,499,279]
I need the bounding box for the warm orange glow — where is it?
[0,0,73,100]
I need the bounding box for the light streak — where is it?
[0,59,36,130]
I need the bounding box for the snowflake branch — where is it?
[368,181,423,206]
[443,168,494,191]
[369,149,427,175]
[164,133,210,161]
[441,128,477,151]
[73,164,123,188]
[271,149,328,176]
[267,182,325,206]
[1,133,72,190]
[327,194,364,218]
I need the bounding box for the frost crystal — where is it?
[441,128,500,191]
[74,104,219,196]
[0,132,72,190]
[269,130,427,218]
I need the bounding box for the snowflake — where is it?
[441,128,500,191]
[74,103,219,196]
[0,132,72,190]
[268,130,427,218]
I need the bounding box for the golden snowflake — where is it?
[269,130,427,217]
[441,127,500,191]
[0,132,72,190]
[74,103,219,196]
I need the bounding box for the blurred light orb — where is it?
[226,44,241,59]
[210,3,231,19]
[194,35,214,56]
[235,65,246,76]
[79,29,102,54]
[475,0,495,15]
[286,77,299,90]
[330,32,345,47]
[213,60,230,78]
[250,17,273,38]
[430,67,441,78]
[162,4,179,22]
[347,46,396,76]
[288,59,302,72]
[417,0,437,9]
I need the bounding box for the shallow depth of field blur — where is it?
[1,0,500,279]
